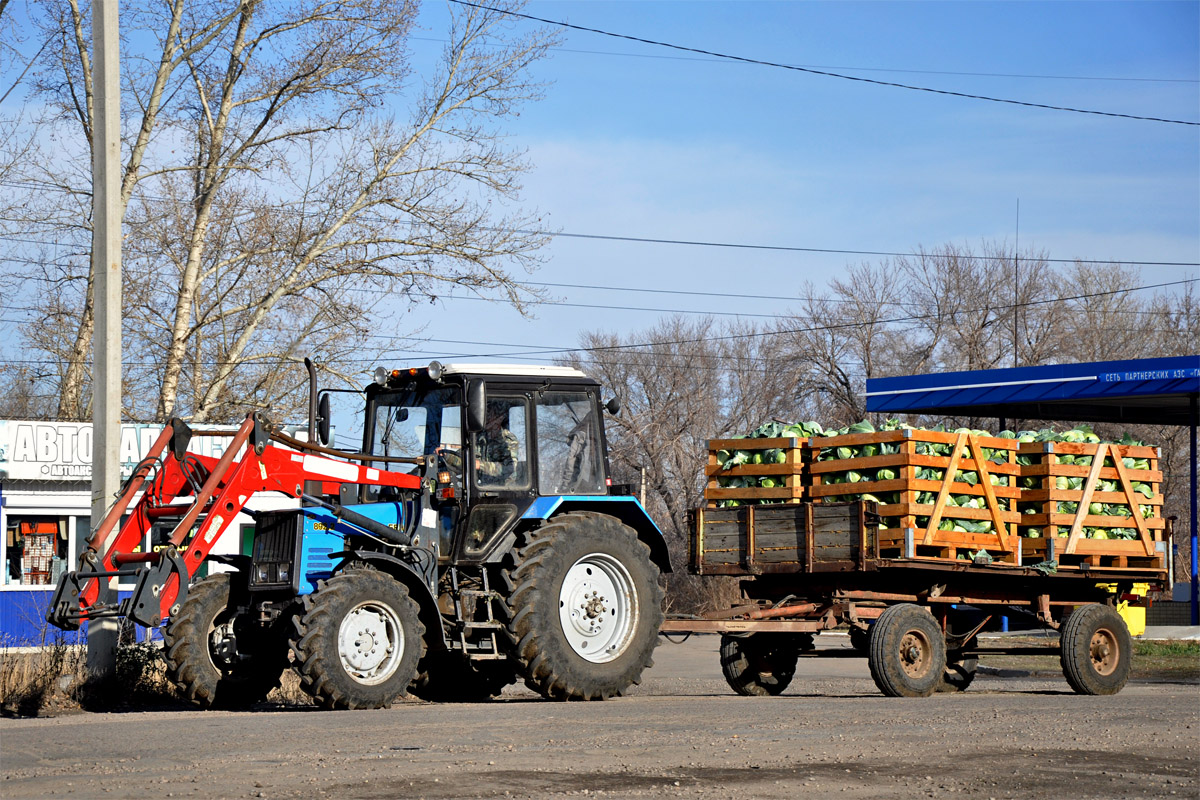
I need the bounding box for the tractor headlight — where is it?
[428,360,444,380]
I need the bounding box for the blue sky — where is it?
[390,0,1198,365]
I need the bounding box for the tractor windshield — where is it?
[369,385,461,474]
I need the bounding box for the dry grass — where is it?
[1,624,319,716]
[0,636,83,717]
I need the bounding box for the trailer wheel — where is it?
[868,604,946,697]
[501,512,663,700]
[164,572,289,709]
[409,652,518,702]
[291,570,424,710]
[1059,604,1131,696]
[849,625,871,655]
[936,654,978,693]
[719,633,804,696]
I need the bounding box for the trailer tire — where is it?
[868,604,946,697]
[719,633,803,696]
[936,654,978,692]
[409,652,517,702]
[291,570,424,710]
[1059,603,1131,696]
[849,625,871,655]
[502,512,663,701]
[164,572,288,709]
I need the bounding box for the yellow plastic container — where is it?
[1098,582,1148,637]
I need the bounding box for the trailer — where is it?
[661,501,1166,697]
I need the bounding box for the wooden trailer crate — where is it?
[691,501,878,575]
[1018,441,1167,570]
[807,429,1023,563]
[704,437,807,507]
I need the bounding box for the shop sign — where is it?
[0,420,310,482]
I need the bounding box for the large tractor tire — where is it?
[867,603,947,698]
[409,651,518,703]
[164,572,289,709]
[291,570,425,710]
[719,633,805,696]
[501,512,663,700]
[1059,603,1132,696]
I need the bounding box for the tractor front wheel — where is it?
[291,570,424,710]
[164,572,289,709]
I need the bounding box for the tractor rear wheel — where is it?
[291,570,424,710]
[501,512,663,700]
[164,572,289,709]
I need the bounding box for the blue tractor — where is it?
[50,361,669,709]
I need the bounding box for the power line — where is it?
[425,277,1199,361]
[408,36,1199,85]
[514,233,1200,267]
[4,177,1199,268]
[2,277,1192,369]
[2,226,1196,270]
[447,0,1200,126]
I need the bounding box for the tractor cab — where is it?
[362,362,616,563]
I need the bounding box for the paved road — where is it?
[3,635,1196,799]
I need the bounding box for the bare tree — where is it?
[566,316,803,612]
[9,0,557,422]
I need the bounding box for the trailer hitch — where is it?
[46,547,191,630]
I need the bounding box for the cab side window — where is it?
[536,392,605,496]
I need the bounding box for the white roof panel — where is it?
[439,363,590,379]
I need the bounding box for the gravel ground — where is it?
[2,635,1196,800]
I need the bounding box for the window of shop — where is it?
[5,516,68,586]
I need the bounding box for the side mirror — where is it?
[605,397,621,416]
[466,382,486,432]
[317,393,332,446]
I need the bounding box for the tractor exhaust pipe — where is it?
[305,357,318,444]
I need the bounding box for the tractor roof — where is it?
[436,363,590,379]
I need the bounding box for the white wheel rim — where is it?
[337,601,404,685]
[558,553,639,664]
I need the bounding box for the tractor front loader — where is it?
[48,412,432,709]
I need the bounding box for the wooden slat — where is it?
[1111,448,1156,557]
[923,432,967,545]
[1064,443,1108,554]
[968,434,1010,551]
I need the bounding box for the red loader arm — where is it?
[48,413,420,630]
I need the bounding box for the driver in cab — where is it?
[476,401,519,485]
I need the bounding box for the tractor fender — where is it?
[331,549,448,648]
[520,496,672,573]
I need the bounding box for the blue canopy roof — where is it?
[865,355,1200,426]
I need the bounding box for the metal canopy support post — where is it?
[87,0,122,680]
[1191,393,1197,625]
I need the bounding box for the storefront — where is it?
[0,420,308,645]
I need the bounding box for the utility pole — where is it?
[87,0,122,681]
[1013,199,1020,369]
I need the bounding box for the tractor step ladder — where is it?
[454,570,508,662]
